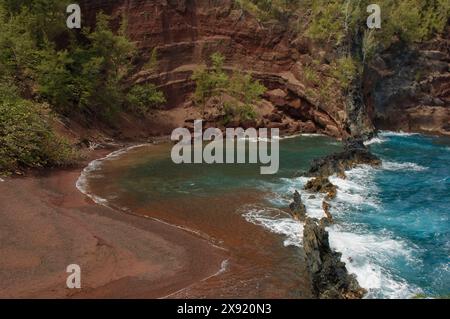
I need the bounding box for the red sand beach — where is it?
[0,149,226,298]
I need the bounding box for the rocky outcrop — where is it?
[366,28,450,136]
[297,137,383,299]
[322,201,333,224]
[307,138,381,177]
[304,176,337,200]
[303,218,365,299]
[289,190,307,221]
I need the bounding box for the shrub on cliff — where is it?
[192,53,266,122]
[0,99,76,173]
[331,56,358,90]
[236,0,302,22]
[306,0,450,50]
[126,83,166,115]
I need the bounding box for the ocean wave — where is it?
[270,177,326,219]
[364,137,386,145]
[382,161,428,171]
[329,165,380,209]
[242,206,303,247]
[241,133,325,143]
[379,131,420,137]
[75,144,148,205]
[328,226,421,299]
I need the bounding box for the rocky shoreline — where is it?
[289,137,382,299]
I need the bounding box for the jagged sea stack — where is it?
[303,218,366,299]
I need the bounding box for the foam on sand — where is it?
[243,206,303,247]
[76,144,148,205]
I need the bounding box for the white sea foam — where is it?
[240,133,322,143]
[328,226,421,299]
[0,178,4,182]
[299,133,326,137]
[364,137,386,145]
[245,160,425,298]
[329,165,380,209]
[379,131,420,137]
[75,144,148,205]
[382,161,428,171]
[273,176,326,219]
[243,206,303,247]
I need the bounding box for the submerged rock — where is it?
[308,138,381,177]
[303,218,366,299]
[289,190,307,221]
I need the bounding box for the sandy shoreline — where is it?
[0,147,226,298]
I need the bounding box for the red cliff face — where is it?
[79,0,449,137]
[79,0,350,137]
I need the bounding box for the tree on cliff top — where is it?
[0,1,166,173]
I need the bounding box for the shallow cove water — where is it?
[81,133,450,299]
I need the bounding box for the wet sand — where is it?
[0,149,226,298]
[85,145,313,299]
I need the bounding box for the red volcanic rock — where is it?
[79,0,449,137]
[78,0,353,138]
[265,89,288,107]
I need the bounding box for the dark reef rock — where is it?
[289,190,307,221]
[322,201,333,224]
[304,176,337,200]
[308,138,381,177]
[303,218,366,299]
[366,30,450,136]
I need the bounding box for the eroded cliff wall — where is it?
[79,0,449,137]
[365,28,450,136]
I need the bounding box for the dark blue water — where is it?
[358,132,450,298]
[230,132,449,298]
[260,132,450,298]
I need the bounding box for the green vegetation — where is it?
[192,53,266,123]
[192,52,229,104]
[238,0,449,92]
[235,0,302,22]
[126,83,166,115]
[303,66,320,86]
[0,99,76,173]
[331,56,358,90]
[0,0,165,173]
[306,0,450,52]
[144,48,159,72]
